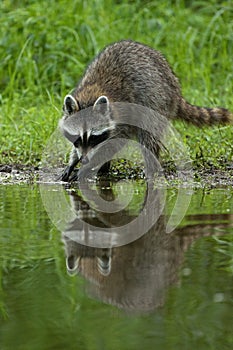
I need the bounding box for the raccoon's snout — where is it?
[81,155,89,165]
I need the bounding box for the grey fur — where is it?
[60,40,232,181]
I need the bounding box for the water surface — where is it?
[0,182,232,350]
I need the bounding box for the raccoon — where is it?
[59,40,232,181]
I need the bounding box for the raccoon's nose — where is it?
[81,155,89,165]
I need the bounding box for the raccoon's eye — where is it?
[73,137,82,148]
[89,131,109,147]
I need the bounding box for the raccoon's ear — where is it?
[63,94,79,115]
[93,95,110,114]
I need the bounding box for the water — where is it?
[0,182,232,350]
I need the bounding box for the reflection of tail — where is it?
[177,97,233,126]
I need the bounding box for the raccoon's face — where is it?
[60,95,116,163]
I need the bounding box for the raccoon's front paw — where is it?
[59,166,73,182]
[69,165,96,182]
[59,167,88,183]
[68,169,80,182]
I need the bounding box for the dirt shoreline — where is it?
[0,163,233,187]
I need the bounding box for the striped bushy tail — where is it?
[177,97,233,126]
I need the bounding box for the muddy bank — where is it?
[0,164,60,185]
[0,163,233,187]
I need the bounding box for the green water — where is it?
[0,183,232,350]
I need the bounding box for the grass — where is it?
[0,0,232,169]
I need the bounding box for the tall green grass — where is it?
[0,0,232,167]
